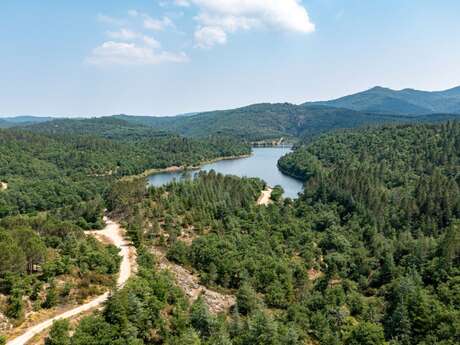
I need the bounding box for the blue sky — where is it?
[1,0,460,117]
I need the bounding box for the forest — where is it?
[1,118,459,345]
[0,123,250,217]
[0,120,250,340]
[56,121,458,345]
[115,104,460,141]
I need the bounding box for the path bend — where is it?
[7,217,135,345]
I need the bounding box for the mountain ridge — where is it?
[6,85,460,138]
[306,85,460,115]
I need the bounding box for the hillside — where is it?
[77,120,460,345]
[8,86,460,142]
[115,103,459,142]
[0,116,53,128]
[0,127,249,217]
[307,85,460,115]
[21,117,167,140]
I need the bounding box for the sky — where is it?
[1,0,460,117]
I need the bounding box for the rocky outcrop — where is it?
[0,312,12,333]
[153,248,235,314]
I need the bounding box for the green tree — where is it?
[236,283,259,315]
[0,241,27,274]
[45,320,70,345]
[345,322,386,345]
[42,281,58,309]
[190,297,215,338]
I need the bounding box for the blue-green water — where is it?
[147,147,304,199]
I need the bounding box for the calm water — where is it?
[147,147,304,198]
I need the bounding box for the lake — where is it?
[147,147,304,199]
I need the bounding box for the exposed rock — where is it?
[0,312,12,333]
[257,188,273,206]
[152,248,235,314]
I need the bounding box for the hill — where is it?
[21,117,167,140]
[0,116,53,128]
[307,85,460,115]
[77,120,460,345]
[115,103,460,141]
[22,105,459,143]
[0,125,249,217]
[11,85,460,141]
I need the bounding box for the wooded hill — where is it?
[0,119,250,335]
[113,104,458,142]
[0,125,249,217]
[80,120,460,345]
[307,85,460,115]
[5,85,460,142]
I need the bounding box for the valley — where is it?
[2,1,460,343]
[1,87,459,345]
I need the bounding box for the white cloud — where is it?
[90,11,185,66]
[107,28,140,40]
[106,29,161,49]
[87,41,188,66]
[143,36,162,48]
[194,26,227,48]
[144,16,174,31]
[190,0,314,33]
[175,0,315,48]
[174,0,190,7]
[196,13,259,32]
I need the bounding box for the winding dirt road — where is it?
[7,217,135,345]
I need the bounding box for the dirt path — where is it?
[6,217,136,345]
[152,248,235,314]
[257,187,273,206]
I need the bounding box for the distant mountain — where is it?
[115,103,460,141]
[21,117,169,140]
[306,86,460,115]
[13,86,460,141]
[0,116,54,128]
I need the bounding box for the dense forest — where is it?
[1,115,459,344]
[0,120,250,339]
[61,121,460,345]
[0,123,250,217]
[115,104,460,142]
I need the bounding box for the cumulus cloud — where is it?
[143,36,162,48]
[174,0,190,7]
[88,12,185,66]
[144,16,174,31]
[193,0,314,32]
[172,0,315,47]
[195,26,227,48]
[87,41,188,65]
[107,28,140,40]
[196,12,259,32]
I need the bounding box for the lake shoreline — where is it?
[122,154,252,181]
[147,147,305,199]
[276,163,308,182]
